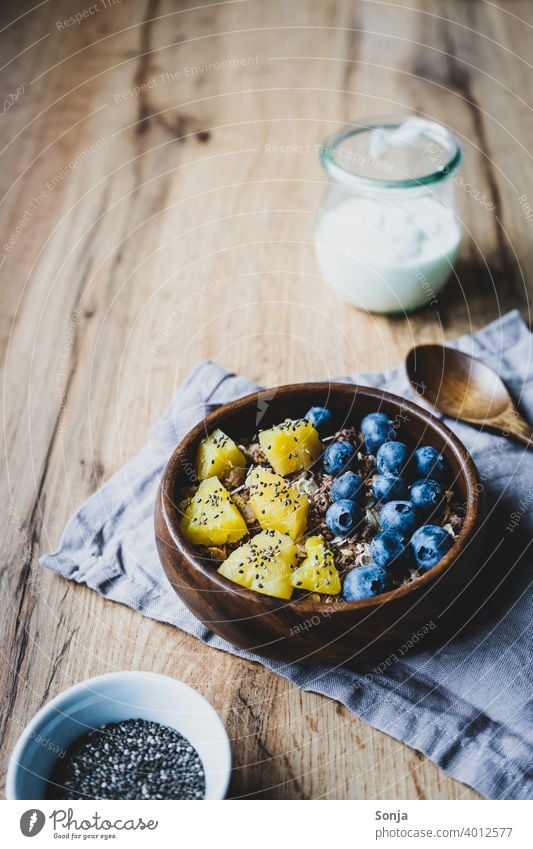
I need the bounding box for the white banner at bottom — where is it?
[2,799,530,848]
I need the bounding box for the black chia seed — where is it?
[46,718,206,800]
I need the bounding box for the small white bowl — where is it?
[6,671,231,800]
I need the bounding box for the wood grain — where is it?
[1,0,531,799]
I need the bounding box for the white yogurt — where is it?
[314,195,461,313]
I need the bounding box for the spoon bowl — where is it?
[406,344,533,446]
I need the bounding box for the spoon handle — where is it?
[497,412,533,448]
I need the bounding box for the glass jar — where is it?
[314,116,463,314]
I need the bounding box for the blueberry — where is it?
[323,440,356,476]
[305,405,333,434]
[410,479,444,517]
[380,500,418,537]
[331,471,364,502]
[414,446,447,481]
[410,524,454,571]
[342,564,390,601]
[376,441,410,477]
[370,531,408,570]
[325,499,362,537]
[371,474,407,503]
[360,412,394,455]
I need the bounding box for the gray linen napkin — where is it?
[41,310,533,800]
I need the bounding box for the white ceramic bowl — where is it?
[6,671,231,800]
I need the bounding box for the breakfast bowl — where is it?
[6,671,231,800]
[155,383,483,667]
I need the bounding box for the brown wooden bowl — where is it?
[155,383,484,667]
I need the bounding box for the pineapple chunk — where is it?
[258,418,322,476]
[218,530,298,599]
[180,477,248,546]
[195,428,246,481]
[247,467,308,540]
[290,535,341,595]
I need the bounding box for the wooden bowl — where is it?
[155,383,483,667]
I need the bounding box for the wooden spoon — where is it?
[406,344,533,448]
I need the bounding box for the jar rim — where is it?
[320,116,463,191]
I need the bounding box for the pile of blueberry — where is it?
[306,406,455,603]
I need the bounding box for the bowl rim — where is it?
[159,382,481,613]
[6,670,232,801]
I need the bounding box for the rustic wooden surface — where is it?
[1,0,531,800]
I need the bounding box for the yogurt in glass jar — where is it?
[314,116,463,314]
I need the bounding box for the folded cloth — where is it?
[41,310,533,800]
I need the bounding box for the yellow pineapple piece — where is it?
[195,428,246,481]
[290,535,341,595]
[218,530,298,599]
[247,467,308,540]
[180,477,248,547]
[258,418,322,476]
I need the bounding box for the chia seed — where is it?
[46,718,205,800]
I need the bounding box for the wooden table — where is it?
[1,0,531,800]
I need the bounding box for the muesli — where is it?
[179,407,464,602]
